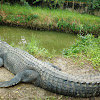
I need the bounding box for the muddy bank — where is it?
[0,57,99,100]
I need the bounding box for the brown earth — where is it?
[0,57,100,100]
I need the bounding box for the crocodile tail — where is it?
[38,71,100,97]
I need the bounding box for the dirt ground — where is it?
[0,57,100,100]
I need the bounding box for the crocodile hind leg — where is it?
[0,70,39,87]
[21,70,39,83]
[0,58,3,67]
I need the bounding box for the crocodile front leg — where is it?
[0,58,3,67]
[0,70,39,87]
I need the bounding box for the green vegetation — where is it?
[25,37,55,58]
[0,15,3,22]
[63,34,100,70]
[1,0,100,10]
[0,4,100,34]
[32,0,65,8]
[11,36,55,59]
[87,0,100,10]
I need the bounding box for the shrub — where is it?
[63,34,100,70]
[26,14,39,21]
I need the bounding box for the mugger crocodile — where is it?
[0,40,100,98]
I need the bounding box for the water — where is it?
[0,26,77,54]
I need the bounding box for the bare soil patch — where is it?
[52,57,100,76]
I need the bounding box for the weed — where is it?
[26,40,55,59]
[11,36,55,59]
[6,15,26,23]
[57,19,69,28]
[63,34,100,70]
[26,14,39,21]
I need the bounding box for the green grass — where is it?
[25,37,55,58]
[11,36,55,59]
[1,4,100,24]
[63,34,100,70]
[0,4,100,34]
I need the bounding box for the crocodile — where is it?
[0,40,100,97]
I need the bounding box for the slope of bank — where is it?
[0,4,100,34]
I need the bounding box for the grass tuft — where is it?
[63,34,100,70]
[0,15,3,22]
[11,36,55,59]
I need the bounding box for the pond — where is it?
[0,26,77,54]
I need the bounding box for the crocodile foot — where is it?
[0,70,39,87]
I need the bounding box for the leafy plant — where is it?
[57,19,70,30]
[63,34,100,69]
[11,36,55,59]
[19,36,55,58]
[20,0,30,6]
[26,14,39,21]
[87,0,100,10]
